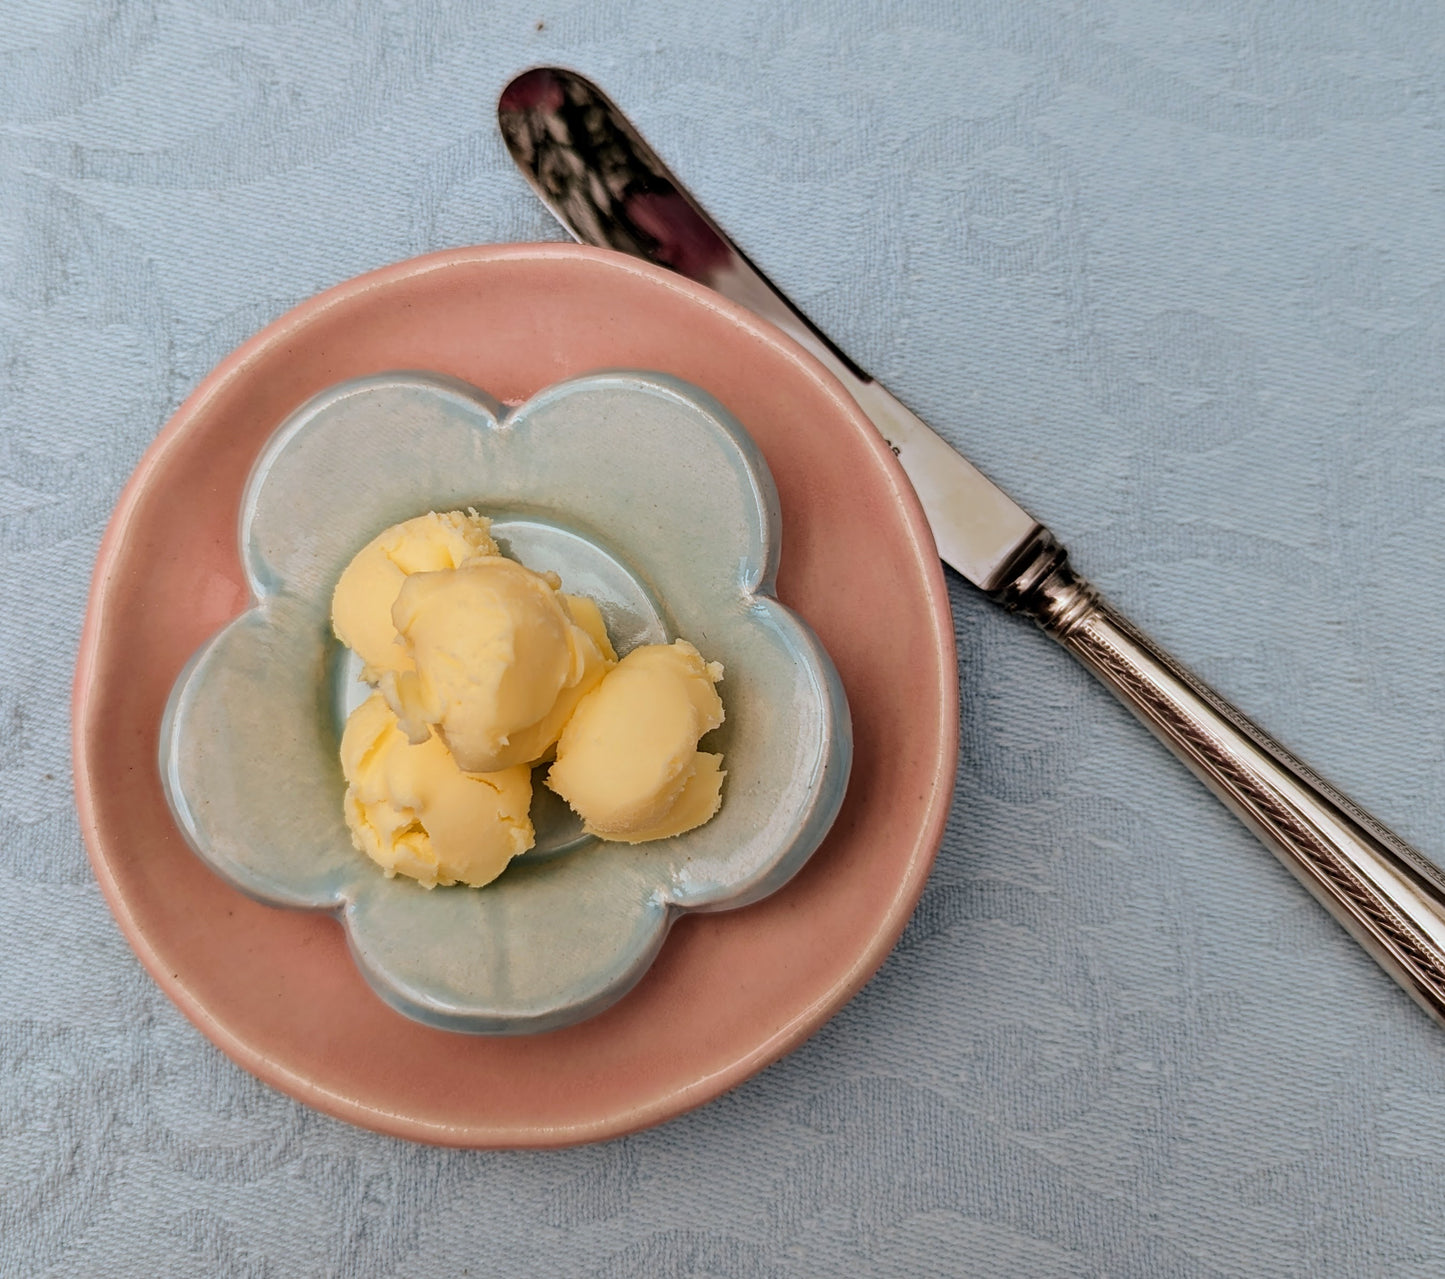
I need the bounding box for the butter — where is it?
[546,640,725,842]
[383,557,615,773]
[331,509,498,677]
[331,510,728,888]
[339,693,534,888]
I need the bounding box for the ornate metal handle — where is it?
[993,532,1445,1026]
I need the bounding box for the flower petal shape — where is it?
[161,370,851,1033]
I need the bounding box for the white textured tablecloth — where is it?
[6,2,1445,1274]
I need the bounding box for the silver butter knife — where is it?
[498,66,1445,1028]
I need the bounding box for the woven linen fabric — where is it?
[5,1,1445,1275]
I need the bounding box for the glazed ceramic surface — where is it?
[73,244,956,1146]
[161,369,851,1033]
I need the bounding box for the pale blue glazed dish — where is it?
[160,370,852,1034]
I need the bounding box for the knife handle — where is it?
[993,531,1445,1026]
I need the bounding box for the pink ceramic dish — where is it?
[72,244,958,1148]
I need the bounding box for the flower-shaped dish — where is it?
[161,370,850,1034]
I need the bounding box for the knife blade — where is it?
[497,65,1445,1031]
[496,66,1039,592]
